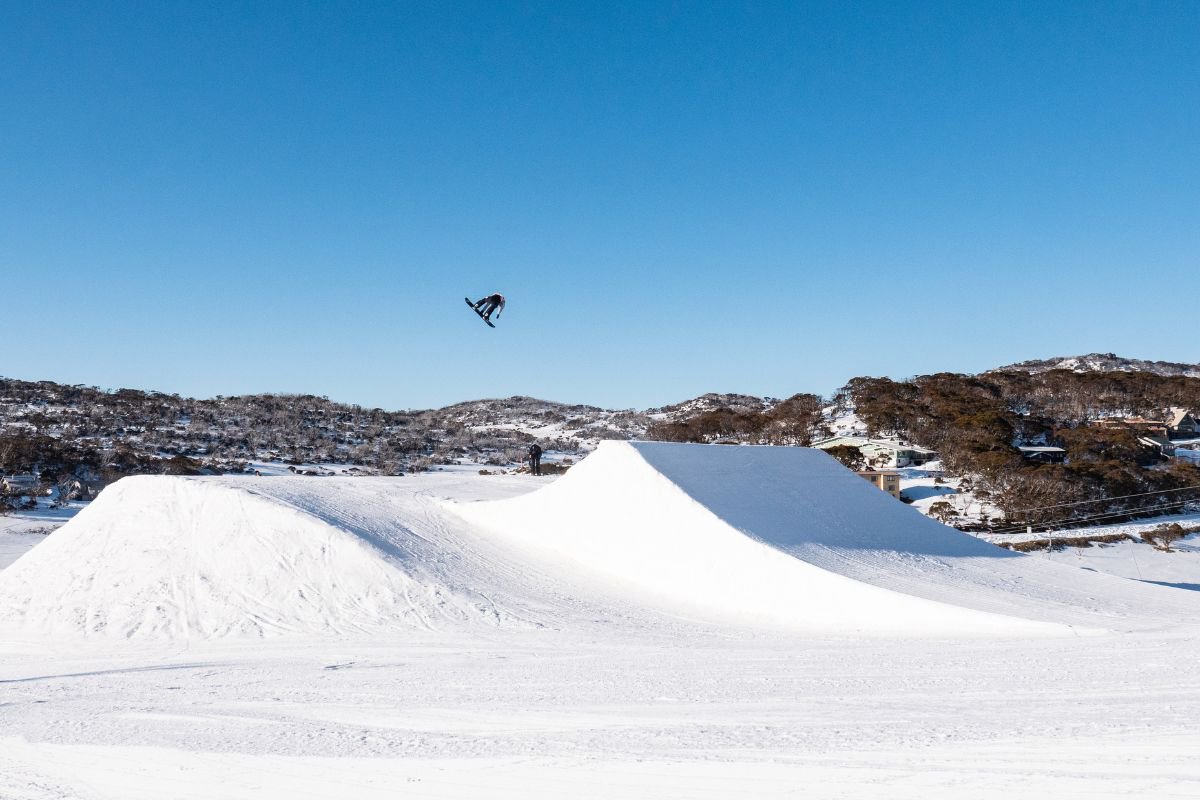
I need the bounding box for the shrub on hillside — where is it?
[840,370,1200,531]
[1001,533,1134,552]
[644,393,824,446]
[823,445,866,472]
[928,500,958,524]
[1141,523,1199,552]
[162,455,203,475]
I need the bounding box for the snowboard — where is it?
[465,297,496,328]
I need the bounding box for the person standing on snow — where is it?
[472,293,505,322]
[527,443,543,476]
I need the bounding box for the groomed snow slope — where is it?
[455,441,1200,635]
[5,442,1199,642]
[0,476,568,639]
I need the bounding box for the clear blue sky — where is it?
[3,2,1197,410]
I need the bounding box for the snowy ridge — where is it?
[990,353,1200,378]
[646,392,775,420]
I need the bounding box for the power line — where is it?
[994,499,1199,535]
[1001,483,1200,516]
[990,498,1200,535]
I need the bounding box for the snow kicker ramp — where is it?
[455,441,1200,635]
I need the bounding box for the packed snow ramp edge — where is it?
[457,441,1200,635]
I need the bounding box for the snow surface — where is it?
[1030,532,1200,591]
[4,441,1200,797]
[0,502,82,569]
[0,531,45,571]
[457,442,1200,635]
[1176,447,1200,463]
[0,474,593,640]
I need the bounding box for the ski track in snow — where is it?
[3,634,1200,798]
[3,442,1200,797]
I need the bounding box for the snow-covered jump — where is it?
[3,441,1198,641]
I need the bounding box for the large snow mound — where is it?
[0,477,546,639]
[5,442,1199,642]
[455,441,1200,635]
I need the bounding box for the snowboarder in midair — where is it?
[528,443,543,476]
[472,293,505,323]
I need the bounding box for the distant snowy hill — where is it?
[4,353,1197,505]
[989,353,1200,378]
[647,392,776,420]
[0,378,776,482]
[433,395,654,450]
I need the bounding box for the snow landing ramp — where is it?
[0,477,552,640]
[455,441,1200,636]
